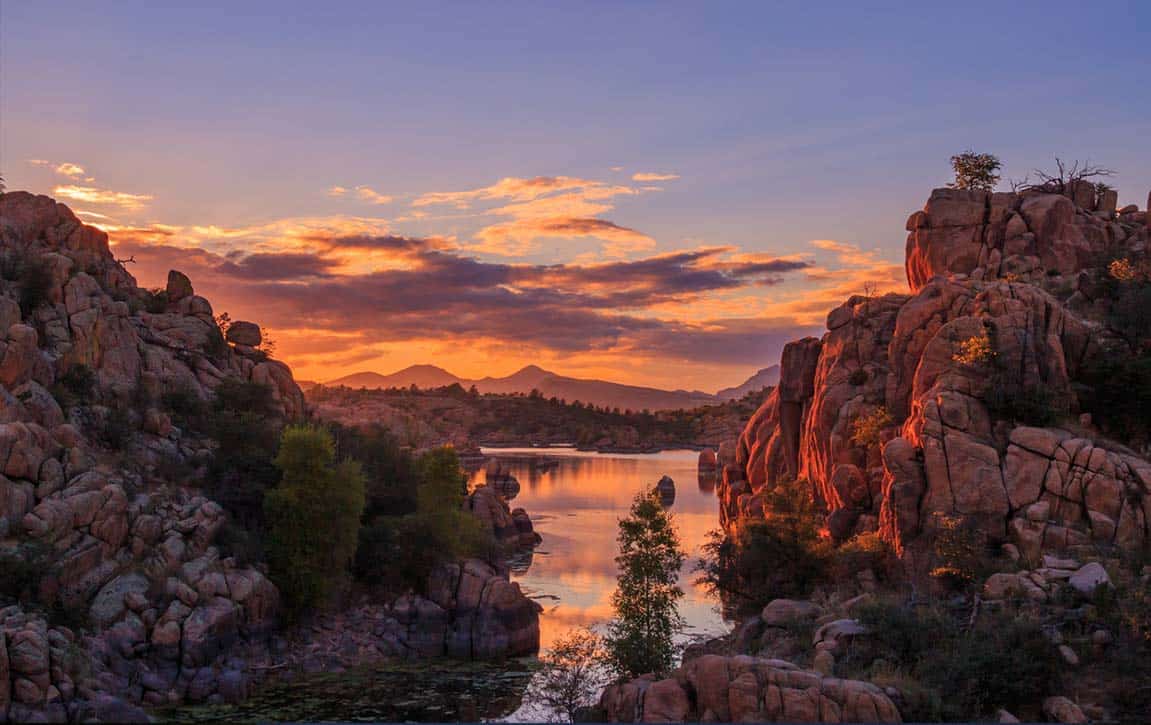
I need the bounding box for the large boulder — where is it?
[225,321,262,347]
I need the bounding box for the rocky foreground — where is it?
[0,191,540,721]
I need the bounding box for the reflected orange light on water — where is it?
[468,448,730,649]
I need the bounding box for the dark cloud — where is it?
[113,231,815,365]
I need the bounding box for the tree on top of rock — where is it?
[948,151,1001,192]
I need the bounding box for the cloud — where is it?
[414,175,655,256]
[55,163,86,178]
[27,159,51,166]
[327,186,348,197]
[53,184,153,209]
[354,186,393,205]
[631,172,680,182]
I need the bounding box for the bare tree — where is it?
[528,627,612,722]
[1023,157,1115,194]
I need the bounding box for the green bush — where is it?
[984,375,1066,427]
[698,479,829,612]
[161,384,207,431]
[265,425,366,617]
[95,406,134,448]
[0,542,52,604]
[850,601,1060,721]
[353,446,491,594]
[204,378,281,530]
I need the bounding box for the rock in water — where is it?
[654,474,675,506]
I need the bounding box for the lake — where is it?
[469,447,729,651]
[167,448,729,723]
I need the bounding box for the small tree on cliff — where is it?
[605,491,685,678]
[265,424,365,617]
[949,151,1001,191]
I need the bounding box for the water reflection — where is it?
[468,448,728,651]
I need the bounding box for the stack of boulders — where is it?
[722,183,1151,561]
[600,653,901,723]
[464,484,541,548]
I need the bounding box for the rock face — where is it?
[723,185,1150,560]
[600,654,901,723]
[465,484,542,548]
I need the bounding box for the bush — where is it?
[17,257,54,316]
[831,532,898,584]
[984,370,1067,427]
[160,384,207,431]
[265,425,366,617]
[1081,353,1151,447]
[204,379,281,530]
[948,151,1001,192]
[52,363,96,408]
[95,406,134,448]
[0,542,52,604]
[952,332,995,366]
[698,478,829,612]
[352,446,489,594]
[141,288,168,313]
[851,406,892,447]
[850,601,1060,721]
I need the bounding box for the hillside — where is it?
[327,363,723,411]
[715,365,780,401]
[307,382,768,452]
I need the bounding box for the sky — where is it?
[3,1,1149,391]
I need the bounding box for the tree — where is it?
[949,151,1001,191]
[265,425,366,617]
[604,491,685,678]
[528,628,611,722]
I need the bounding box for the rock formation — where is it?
[600,654,900,723]
[0,191,540,719]
[722,183,1150,560]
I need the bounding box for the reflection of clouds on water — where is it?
[470,448,731,656]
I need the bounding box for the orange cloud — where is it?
[354,186,393,205]
[55,163,86,178]
[631,172,679,182]
[53,184,152,209]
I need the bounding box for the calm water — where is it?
[168,448,727,722]
[470,447,728,651]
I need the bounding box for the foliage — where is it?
[952,332,995,366]
[16,256,54,317]
[699,479,829,612]
[984,363,1067,428]
[160,384,206,430]
[51,363,96,408]
[831,532,898,584]
[352,446,490,593]
[1081,353,1151,448]
[850,600,1060,721]
[948,151,1001,192]
[1021,157,1114,195]
[604,491,685,678]
[265,425,366,617]
[141,288,169,314]
[332,423,420,519]
[204,378,282,531]
[927,514,991,587]
[0,542,52,604]
[95,405,134,448]
[528,627,611,722]
[851,406,893,447]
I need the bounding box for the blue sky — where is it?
[3,1,1149,388]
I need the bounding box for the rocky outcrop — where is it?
[724,185,1150,560]
[465,484,542,548]
[600,654,901,723]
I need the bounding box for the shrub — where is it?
[1081,353,1151,448]
[850,601,1059,721]
[141,288,168,313]
[851,406,892,447]
[698,479,828,611]
[353,446,489,593]
[952,332,995,366]
[831,532,898,584]
[52,363,96,408]
[928,514,993,587]
[1109,258,1139,282]
[161,384,207,431]
[0,542,52,604]
[529,627,611,722]
[17,257,54,316]
[984,376,1066,427]
[95,406,135,448]
[948,151,1001,192]
[265,425,366,617]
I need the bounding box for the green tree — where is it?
[605,491,685,678]
[949,150,1001,191]
[265,425,366,617]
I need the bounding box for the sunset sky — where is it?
[4,1,1149,390]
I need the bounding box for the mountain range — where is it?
[323,363,780,411]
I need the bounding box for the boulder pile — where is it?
[722,183,1151,559]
